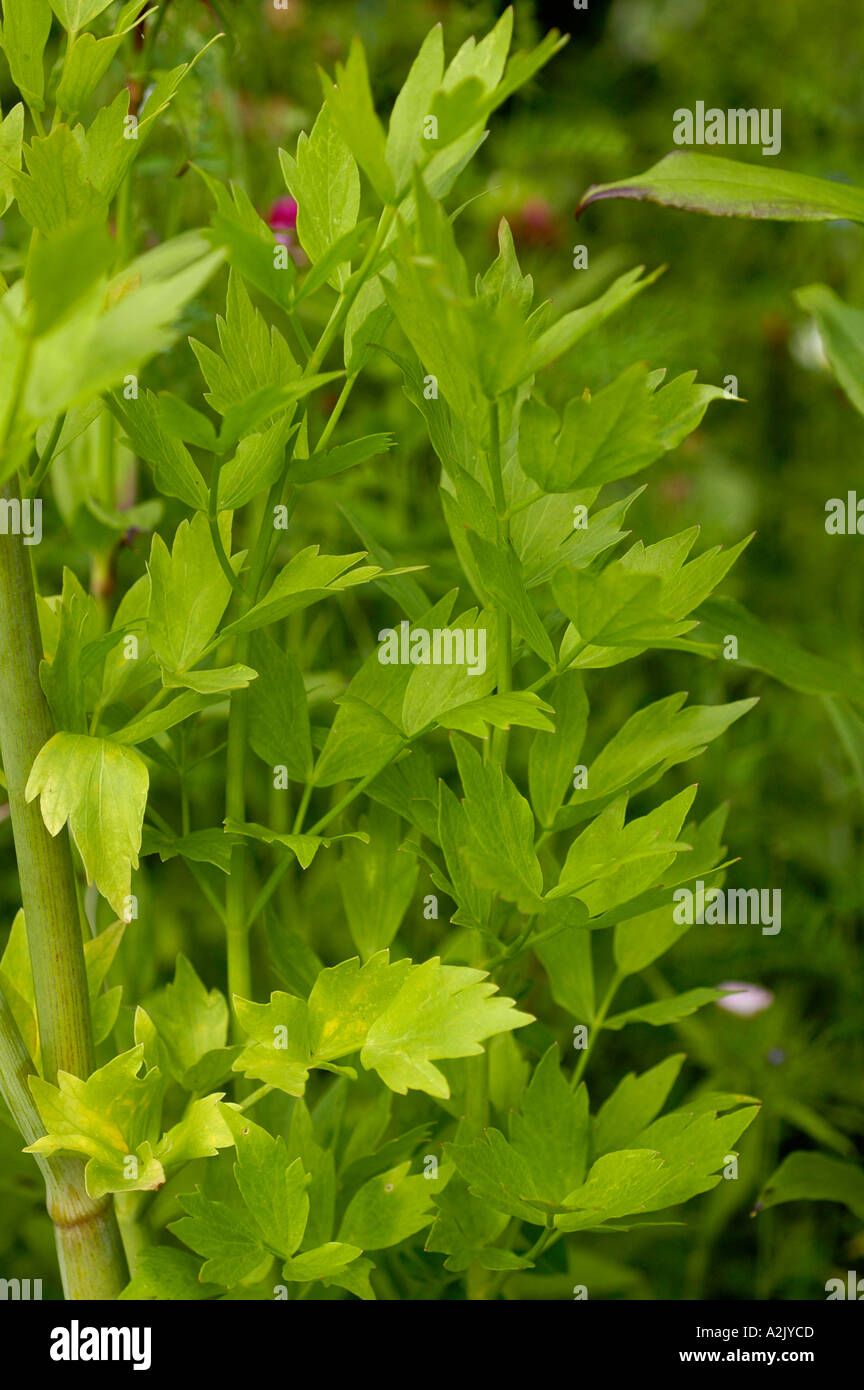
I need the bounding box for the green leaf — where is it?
[465,533,556,666]
[146,512,239,676]
[228,1114,311,1259]
[279,103,360,289]
[552,564,669,647]
[536,924,594,1021]
[360,957,532,1098]
[338,807,418,959]
[170,1192,268,1288]
[549,785,696,913]
[529,671,589,829]
[162,664,256,695]
[107,390,209,510]
[112,690,213,747]
[281,1243,363,1282]
[200,173,296,310]
[555,1102,760,1231]
[231,992,313,1097]
[508,1046,591,1203]
[400,609,497,735]
[190,269,299,416]
[452,734,543,911]
[288,433,394,485]
[49,0,116,32]
[525,265,663,379]
[55,3,148,116]
[27,1046,164,1199]
[603,988,727,1031]
[145,956,229,1084]
[385,23,445,195]
[25,732,148,916]
[85,920,125,1044]
[0,103,25,215]
[578,151,864,223]
[0,0,52,111]
[339,1162,438,1249]
[118,1247,222,1301]
[438,691,555,739]
[425,1176,510,1272]
[554,692,756,829]
[594,1055,686,1155]
[613,806,729,974]
[225,819,369,870]
[221,548,384,637]
[321,37,395,204]
[13,125,107,235]
[154,1093,234,1170]
[38,567,100,734]
[233,950,531,1100]
[794,284,864,417]
[448,1050,590,1225]
[520,364,727,493]
[757,1152,864,1221]
[697,597,864,702]
[247,634,312,782]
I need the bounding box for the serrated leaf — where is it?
[1,2,52,111]
[170,1192,268,1288]
[146,512,240,676]
[321,38,395,204]
[26,1046,164,1198]
[338,808,418,959]
[155,1093,233,1170]
[339,1162,436,1249]
[438,691,555,739]
[529,671,589,829]
[594,1055,686,1156]
[226,1113,311,1259]
[225,819,369,870]
[221,548,382,637]
[556,1103,759,1231]
[25,732,148,916]
[247,634,312,782]
[360,957,532,1098]
[118,1247,222,1301]
[233,950,530,1100]
[280,102,360,289]
[146,956,229,1083]
[453,734,543,911]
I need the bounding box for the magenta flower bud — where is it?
[268,196,298,233]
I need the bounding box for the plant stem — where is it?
[571,970,623,1089]
[25,411,66,494]
[487,398,512,767]
[0,477,127,1297]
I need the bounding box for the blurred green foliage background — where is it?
[2,0,863,1300]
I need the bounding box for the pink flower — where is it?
[268,196,298,234]
[716,981,775,1017]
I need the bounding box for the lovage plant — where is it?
[0,5,761,1301]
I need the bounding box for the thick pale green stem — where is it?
[0,477,127,1298]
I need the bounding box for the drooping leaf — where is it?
[25,732,148,917]
[578,151,864,224]
[757,1152,864,1221]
